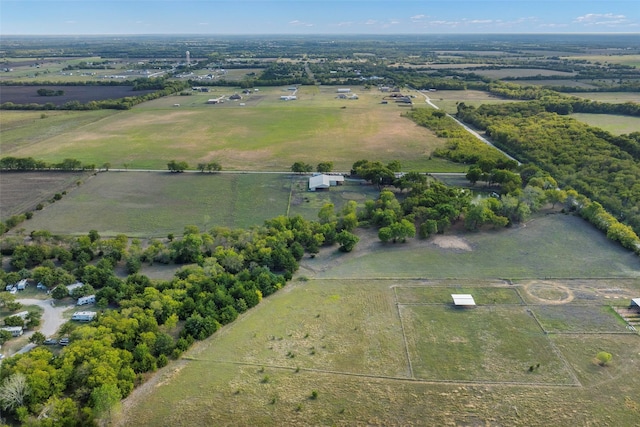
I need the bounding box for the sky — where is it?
[1,0,639,35]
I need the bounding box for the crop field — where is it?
[565,54,640,68]
[0,85,155,106]
[570,113,640,135]
[117,213,640,426]
[1,85,460,172]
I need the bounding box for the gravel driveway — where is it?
[17,298,74,337]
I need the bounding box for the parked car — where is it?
[59,338,70,346]
[43,338,58,345]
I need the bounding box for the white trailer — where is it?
[71,311,97,322]
[77,295,96,306]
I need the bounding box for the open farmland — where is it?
[1,85,460,172]
[0,170,90,221]
[0,85,155,106]
[117,213,640,427]
[16,172,379,237]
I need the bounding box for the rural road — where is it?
[415,90,521,165]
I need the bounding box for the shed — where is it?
[309,174,345,191]
[631,298,640,311]
[452,294,476,307]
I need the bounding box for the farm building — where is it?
[77,295,96,306]
[337,88,351,93]
[207,97,224,104]
[1,326,23,337]
[631,298,640,312]
[229,93,242,100]
[71,311,97,322]
[280,95,297,101]
[309,174,345,191]
[451,294,476,308]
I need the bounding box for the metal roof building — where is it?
[451,294,476,307]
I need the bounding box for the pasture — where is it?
[16,172,379,237]
[117,213,640,426]
[1,85,462,172]
[570,113,640,135]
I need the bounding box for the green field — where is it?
[118,213,640,426]
[1,85,462,172]
[571,113,640,135]
[315,215,640,279]
[18,172,381,237]
[425,89,518,114]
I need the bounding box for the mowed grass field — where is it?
[117,214,640,427]
[1,85,464,172]
[570,113,640,136]
[425,89,518,114]
[18,172,379,237]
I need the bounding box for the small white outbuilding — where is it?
[308,174,345,191]
[451,294,476,307]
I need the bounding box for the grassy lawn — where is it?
[424,89,518,114]
[394,284,522,305]
[21,172,293,237]
[402,305,575,383]
[318,215,640,280]
[570,113,640,135]
[532,305,631,333]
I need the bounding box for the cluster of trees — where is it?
[0,156,93,171]
[290,162,334,174]
[36,88,64,97]
[167,160,189,173]
[456,102,640,239]
[0,209,362,424]
[403,108,510,165]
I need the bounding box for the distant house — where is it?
[1,326,23,337]
[452,294,476,308]
[309,174,345,191]
[229,93,242,100]
[71,311,97,322]
[631,298,640,312]
[207,97,224,104]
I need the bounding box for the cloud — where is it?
[410,14,427,22]
[574,13,627,25]
[288,20,313,27]
[364,19,378,25]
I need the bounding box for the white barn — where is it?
[309,174,345,191]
